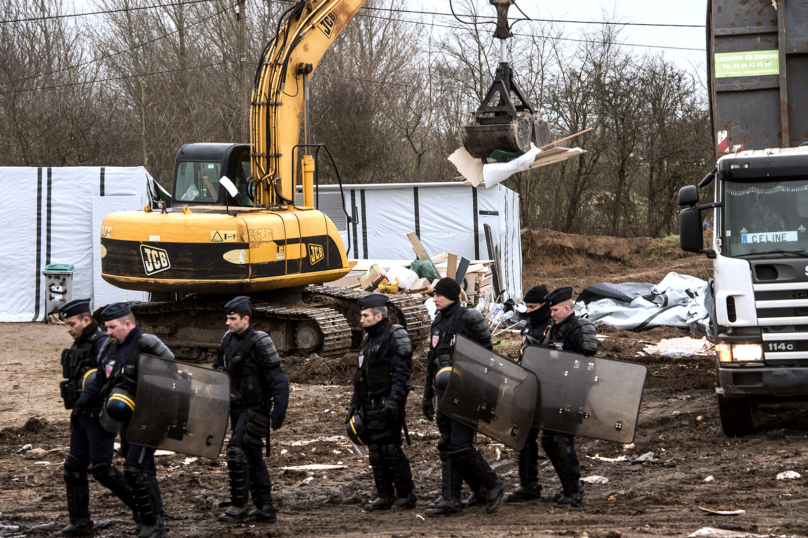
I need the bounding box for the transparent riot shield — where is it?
[439,336,538,450]
[126,354,230,459]
[520,346,647,443]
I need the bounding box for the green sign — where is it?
[715,50,779,78]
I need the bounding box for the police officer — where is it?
[505,285,551,503]
[55,299,137,537]
[345,294,415,511]
[422,278,505,517]
[539,287,598,509]
[214,297,289,524]
[76,302,174,538]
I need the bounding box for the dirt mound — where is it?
[521,229,713,294]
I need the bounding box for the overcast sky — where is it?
[418,0,710,84]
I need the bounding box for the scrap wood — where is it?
[538,127,593,150]
[406,232,440,277]
[447,253,458,279]
[698,507,746,516]
[530,147,586,170]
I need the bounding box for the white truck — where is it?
[679,0,808,436]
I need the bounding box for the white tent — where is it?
[0,167,155,322]
[301,182,523,300]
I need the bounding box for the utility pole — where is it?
[236,0,248,141]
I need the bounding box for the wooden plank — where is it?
[432,252,449,261]
[455,257,471,284]
[406,232,440,276]
[447,253,458,280]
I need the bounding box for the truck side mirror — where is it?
[680,207,704,253]
[679,185,699,207]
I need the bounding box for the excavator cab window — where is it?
[229,150,254,207]
[176,161,221,203]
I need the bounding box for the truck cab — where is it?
[681,147,808,435]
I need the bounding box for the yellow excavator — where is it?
[99,0,536,360]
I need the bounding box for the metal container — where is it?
[708,0,808,155]
[42,263,75,319]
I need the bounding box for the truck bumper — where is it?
[718,367,808,398]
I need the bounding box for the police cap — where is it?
[544,286,573,306]
[225,296,251,314]
[523,285,549,304]
[357,293,388,310]
[58,298,92,320]
[101,302,131,321]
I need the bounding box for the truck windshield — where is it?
[723,179,808,258]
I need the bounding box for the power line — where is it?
[0,0,219,25]
[1,0,703,30]
[343,9,704,52]
[1,1,237,87]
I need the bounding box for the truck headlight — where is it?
[731,344,763,362]
[716,343,732,363]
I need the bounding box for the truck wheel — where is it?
[717,395,759,437]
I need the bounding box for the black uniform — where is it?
[505,305,553,502]
[77,321,174,538]
[539,312,597,508]
[213,325,289,522]
[58,318,139,537]
[422,298,504,516]
[349,316,414,511]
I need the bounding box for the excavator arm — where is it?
[250,0,368,208]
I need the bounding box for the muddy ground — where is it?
[3,233,808,537]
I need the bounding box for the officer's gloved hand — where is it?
[384,394,402,420]
[422,391,435,421]
[271,416,284,431]
[70,405,84,430]
[345,405,358,424]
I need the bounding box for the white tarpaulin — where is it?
[0,167,153,322]
[575,272,710,334]
[300,182,522,300]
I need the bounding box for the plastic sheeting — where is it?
[306,183,523,300]
[0,167,153,322]
[575,272,711,334]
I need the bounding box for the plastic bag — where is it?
[410,259,438,281]
[378,278,399,294]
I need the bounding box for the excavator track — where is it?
[305,286,431,347]
[126,296,352,362]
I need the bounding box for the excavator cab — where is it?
[172,143,254,207]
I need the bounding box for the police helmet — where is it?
[105,387,136,423]
[346,412,369,447]
[434,366,454,393]
[81,369,97,393]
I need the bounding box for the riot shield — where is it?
[126,354,230,459]
[439,336,538,450]
[520,346,647,443]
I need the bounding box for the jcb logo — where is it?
[308,244,324,265]
[140,245,171,275]
[318,12,336,38]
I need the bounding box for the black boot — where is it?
[57,455,93,537]
[54,518,93,537]
[456,449,504,514]
[463,486,487,508]
[89,462,139,532]
[382,443,416,510]
[365,444,394,511]
[425,450,463,517]
[427,495,444,509]
[219,446,251,522]
[248,490,277,523]
[550,436,581,509]
[506,449,542,502]
[123,465,165,538]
